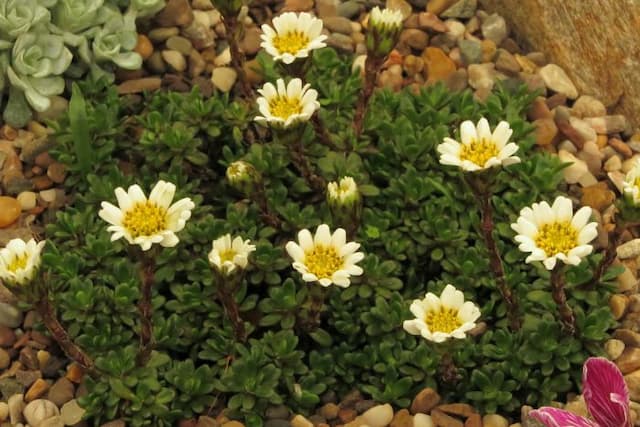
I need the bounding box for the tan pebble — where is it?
[161,50,187,72]
[361,404,393,427]
[618,239,640,260]
[604,155,622,172]
[514,54,537,73]
[413,413,433,427]
[431,409,463,427]
[243,58,264,85]
[155,0,194,26]
[116,77,162,95]
[291,414,313,427]
[221,421,245,427]
[188,50,206,78]
[166,36,193,56]
[339,408,358,423]
[60,399,85,425]
[538,63,578,99]
[610,138,633,158]
[427,0,456,15]
[8,394,24,425]
[36,350,50,370]
[0,348,9,370]
[580,181,615,211]
[23,399,59,425]
[466,413,482,427]
[319,403,340,420]
[422,47,456,83]
[482,414,508,427]
[625,369,640,401]
[39,189,57,203]
[214,47,231,66]
[65,363,85,383]
[436,403,476,417]
[391,408,413,427]
[25,378,50,402]
[16,192,36,211]
[596,134,608,149]
[605,338,626,360]
[211,67,238,92]
[533,118,558,146]
[628,294,640,312]
[572,95,606,118]
[134,34,154,60]
[411,387,440,414]
[616,347,640,374]
[616,263,638,292]
[0,197,21,228]
[0,401,7,421]
[614,329,640,346]
[609,294,629,319]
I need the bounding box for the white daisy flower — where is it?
[99,180,195,251]
[0,238,45,286]
[260,12,327,64]
[622,159,640,206]
[209,234,256,276]
[255,78,319,129]
[403,284,481,343]
[285,224,364,288]
[437,118,521,172]
[327,176,360,206]
[369,7,404,32]
[511,196,598,270]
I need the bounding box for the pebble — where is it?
[337,1,361,19]
[391,409,413,427]
[162,50,187,72]
[320,403,340,420]
[400,29,430,51]
[387,0,413,19]
[117,77,162,94]
[413,413,433,427]
[46,163,66,184]
[605,338,626,360]
[166,36,194,56]
[572,95,607,118]
[538,64,578,99]
[585,115,628,134]
[427,0,456,14]
[0,349,9,370]
[0,303,22,328]
[361,404,394,427]
[0,402,7,421]
[609,294,629,320]
[441,0,477,18]
[25,378,50,402]
[458,39,483,65]
[423,47,456,83]
[604,155,622,172]
[283,0,314,11]
[0,196,21,228]
[411,388,441,414]
[0,325,16,347]
[197,416,218,427]
[327,33,354,52]
[60,399,85,425]
[580,181,615,211]
[418,12,447,32]
[616,347,640,374]
[148,27,180,42]
[533,118,558,146]
[47,378,75,407]
[324,16,354,35]
[155,0,194,27]
[467,63,496,91]
[16,191,36,210]
[495,49,520,74]
[210,67,238,92]
[482,414,509,427]
[430,409,462,427]
[8,394,24,425]
[291,415,313,427]
[134,34,154,60]
[481,14,508,45]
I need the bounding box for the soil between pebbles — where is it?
[1,0,640,426]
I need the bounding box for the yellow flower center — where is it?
[272,31,310,55]
[7,254,28,273]
[459,138,499,167]
[304,245,343,280]
[425,306,462,333]
[269,96,303,120]
[634,177,640,191]
[534,221,578,255]
[218,249,237,264]
[122,201,167,239]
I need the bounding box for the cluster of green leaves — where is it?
[43,48,617,425]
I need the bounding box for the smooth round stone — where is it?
[0,196,21,227]
[23,399,59,426]
[0,401,8,421]
[16,192,36,211]
[361,404,393,427]
[0,302,23,328]
[0,348,10,370]
[161,50,187,72]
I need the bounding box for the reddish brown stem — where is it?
[476,190,521,331]
[550,265,577,335]
[217,287,246,342]
[221,14,253,98]
[136,257,155,366]
[252,182,282,228]
[291,139,326,192]
[36,297,94,371]
[353,55,385,140]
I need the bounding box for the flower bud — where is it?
[327,176,362,228]
[226,160,262,196]
[365,7,403,58]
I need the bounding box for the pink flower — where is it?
[530,357,630,427]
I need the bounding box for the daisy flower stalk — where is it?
[209,234,256,341]
[439,118,522,330]
[530,357,631,427]
[327,176,362,239]
[0,238,94,370]
[286,224,364,330]
[99,180,195,365]
[511,195,598,334]
[403,284,481,382]
[353,7,403,138]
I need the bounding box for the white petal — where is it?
[476,118,491,141]
[460,120,477,145]
[542,256,557,270]
[552,196,573,222]
[440,284,464,310]
[403,319,424,335]
[115,187,133,211]
[128,184,147,203]
[160,233,179,247]
[99,202,124,225]
[286,242,305,262]
[298,229,314,251]
[332,228,346,248]
[491,121,513,147]
[571,206,593,230]
[314,224,331,246]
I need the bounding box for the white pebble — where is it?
[413,413,433,427]
[361,404,393,427]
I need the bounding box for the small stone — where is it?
[101,420,126,427]
[609,294,630,320]
[413,414,433,427]
[291,415,313,427]
[223,421,245,427]
[16,192,36,211]
[161,50,187,72]
[610,138,633,158]
[400,29,429,51]
[134,34,154,60]
[316,0,337,18]
[146,51,167,73]
[264,420,289,427]
[391,409,413,427]
[0,197,21,228]
[446,69,468,91]
[615,329,640,348]
[283,0,314,11]
[361,404,393,427]
[117,78,162,94]
[16,370,41,388]
[149,27,181,42]
[585,115,629,134]
[266,405,290,420]
[25,379,49,402]
[0,349,9,370]
[581,182,615,211]
[533,118,558,146]
[482,414,508,427]
[418,12,447,32]
[430,409,463,427]
[166,36,193,56]
[605,339,626,360]
[411,388,440,414]
[46,163,66,184]
[427,0,456,14]
[238,26,262,55]
[604,155,622,172]
[0,303,22,328]
[320,403,340,420]
[618,239,640,259]
[211,67,238,92]
[155,0,193,26]
[38,189,57,204]
[60,399,85,425]
[437,404,476,417]
[572,95,606,118]
[197,416,218,427]
[386,0,413,19]
[326,33,353,52]
[337,0,361,18]
[324,16,354,34]
[23,398,59,425]
[466,414,481,427]
[616,347,640,374]
[458,39,482,65]
[0,326,15,347]
[423,47,456,83]
[538,64,578,99]
[495,49,520,75]
[564,397,588,418]
[616,264,637,293]
[47,378,75,407]
[339,408,358,423]
[0,401,7,421]
[441,0,477,18]
[467,63,495,91]
[481,14,507,45]
[8,394,24,425]
[35,96,69,122]
[355,400,377,414]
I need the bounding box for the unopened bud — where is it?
[226,161,262,196]
[365,7,403,58]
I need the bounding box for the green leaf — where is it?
[69,83,93,173]
[309,328,333,347]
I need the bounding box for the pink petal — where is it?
[583,357,631,427]
[529,407,597,427]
